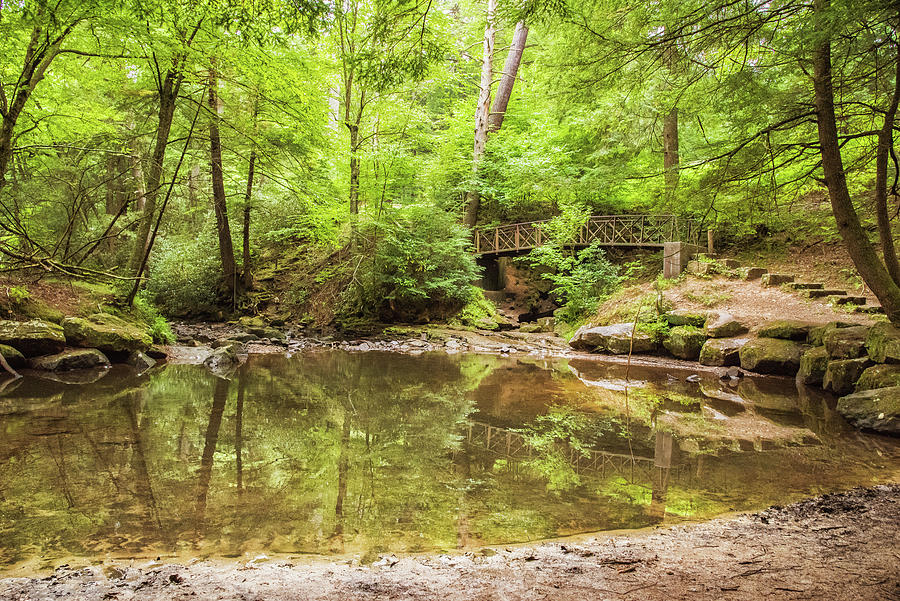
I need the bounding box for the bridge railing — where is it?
[474,214,701,255]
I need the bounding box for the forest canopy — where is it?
[1,0,898,322]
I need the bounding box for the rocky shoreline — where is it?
[1,484,897,601]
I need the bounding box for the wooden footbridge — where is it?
[474,214,702,256]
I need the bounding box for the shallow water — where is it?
[0,350,897,572]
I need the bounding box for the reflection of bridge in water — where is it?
[463,421,677,485]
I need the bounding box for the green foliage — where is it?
[132,294,176,344]
[145,232,222,316]
[340,205,480,321]
[523,240,621,324]
[452,287,503,330]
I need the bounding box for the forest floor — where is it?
[1,485,897,600]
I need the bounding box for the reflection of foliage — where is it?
[520,406,593,493]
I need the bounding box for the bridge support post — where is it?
[663,242,702,278]
[476,255,506,291]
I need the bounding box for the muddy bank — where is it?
[2,485,897,600]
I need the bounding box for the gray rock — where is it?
[855,364,900,392]
[569,323,655,353]
[797,346,829,386]
[662,309,709,328]
[758,320,815,341]
[31,348,110,371]
[823,325,869,359]
[739,338,808,376]
[705,312,749,338]
[0,319,66,357]
[62,313,152,354]
[127,351,156,372]
[823,357,872,395]
[837,387,900,434]
[808,321,855,346]
[203,342,245,371]
[663,326,707,360]
[866,321,900,363]
[699,337,749,366]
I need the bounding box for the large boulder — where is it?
[0,344,26,369]
[0,319,65,357]
[699,337,749,367]
[823,357,872,396]
[204,342,245,372]
[568,323,655,354]
[797,346,829,386]
[63,313,152,355]
[866,321,900,363]
[663,326,706,360]
[663,309,709,328]
[31,348,110,371]
[823,325,868,359]
[808,321,855,346]
[855,364,900,392]
[758,320,815,341]
[837,387,900,434]
[739,338,807,376]
[705,312,749,338]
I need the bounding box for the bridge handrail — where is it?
[474,214,702,254]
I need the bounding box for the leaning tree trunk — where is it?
[463,0,497,229]
[128,68,181,275]
[813,2,900,323]
[208,64,238,296]
[487,21,528,132]
[874,22,900,287]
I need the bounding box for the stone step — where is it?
[719,258,741,269]
[788,282,824,290]
[833,296,867,306]
[739,267,768,280]
[806,289,847,298]
[761,273,795,286]
[853,305,884,314]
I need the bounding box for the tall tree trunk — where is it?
[813,2,900,323]
[242,101,258,289]
[128,68,181,275]
[348,123,361,215]
[129,140,147,212]
[487,21,528,132]
[235,367,245,498]
[208,63,238,296]
[662,108,679,191]
[463,0,497,229]
[874,21,900,287]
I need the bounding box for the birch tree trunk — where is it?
[487,21,528,132]
[463,0,497,229]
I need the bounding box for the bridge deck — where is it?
[475,214,700,255]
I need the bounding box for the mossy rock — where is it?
[837,387,900,434]
[865,321,900,363]
[823,325,868,359]
[238,315,267,328]
[663,326,707,360]
[705,311,749,338]
[518,324,541,333]
[797,346,829,386]
[31,348,110,371]
[855,364,900,392]
[699,337,749,366]
[569,323,655,354]
[758,320,815,341]
[823,357,872,396]
[739,338,808,376]
[808,321,854,346]
[662,309,709,328]
[0,319,66,357]
[0,344,26,369]
[62,313,152,354]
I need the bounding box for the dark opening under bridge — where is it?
[473,214,707,288]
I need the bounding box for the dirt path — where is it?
[2,485,898,601]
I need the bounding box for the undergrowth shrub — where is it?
[341,205,480,321]
[145,231,221,316]
[522,240,621,324]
